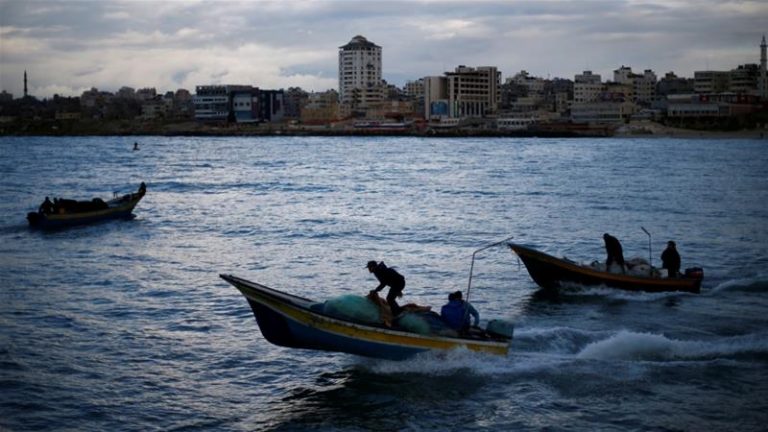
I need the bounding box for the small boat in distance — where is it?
[219,274,512,360]
[508,242,703,294]
[27,183,147,229]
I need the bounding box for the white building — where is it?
[613,66,657,104]
[573,71,603,104]
[759,35,767,100]
[338,35,383,109]
[507,70,546,95]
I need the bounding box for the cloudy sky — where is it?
[1,0,766,99]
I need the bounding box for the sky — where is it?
[1,0,767,99]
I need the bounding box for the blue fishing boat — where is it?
[220,274,512,360]
[27,183,146,229]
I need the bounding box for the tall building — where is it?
[338,35,383,109]
[760,35,767,100]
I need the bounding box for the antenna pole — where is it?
[641,227,652,267]
[466,235,514,303]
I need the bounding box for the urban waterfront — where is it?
[1,136,767,431]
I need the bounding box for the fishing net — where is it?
[322,295,382,325]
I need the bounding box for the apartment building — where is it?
[424,65,500,119]
[613,66,657,105]
[338,35,383,111]
[573,71,603,104]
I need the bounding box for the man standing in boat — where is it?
[603,233,626,274]
[661,241,681,278]
[366,260,405,316]
[38,197,53,214]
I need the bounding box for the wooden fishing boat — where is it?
[220,274,511,360]
[27,184,146,229]
[508,243,703,294]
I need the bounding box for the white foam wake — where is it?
[576,330,768,361]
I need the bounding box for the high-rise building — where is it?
[338,35,383,110]
[759,35,767,100]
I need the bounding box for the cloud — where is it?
[1,0,766,99]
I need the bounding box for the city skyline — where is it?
[1,0,766,100]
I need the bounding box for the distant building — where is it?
[300,90,339,124]
[571,101,636,124]
[283,87,309,119]
[573,71,603,104]
[760,35,768,100]
[657,72,695,97]
[193,85,284,123]
[404,79,424,98]
[424,65,500,119]
[0,90,12,102]
[136,88,157,101]
[259,90,285,123]
[694,71,730,93]
[338,35,383,114]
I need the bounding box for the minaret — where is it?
[760,35,767,100]
[24,70,28,98]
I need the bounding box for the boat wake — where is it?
[560,285,692,302]
[576,330,768,362]
[709,275,768,293]
[359,348,514,376]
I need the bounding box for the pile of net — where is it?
[587,257,661,277]
[315,291,457,336]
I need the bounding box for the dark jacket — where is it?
[371,262,405,292]
[440,299,480,331]
[661,246,681,276]
[604,234,625,264]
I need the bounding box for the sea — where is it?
[1,135,767,431]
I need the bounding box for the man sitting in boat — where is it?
[366,260,405,316]
[603,233,626,274]
[38,197,53,214]
[440,291,480,333]
[661,241,681,278]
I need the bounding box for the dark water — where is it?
[1,136,767,431]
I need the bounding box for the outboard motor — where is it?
[684,267,704,280]
[485,319,515,339]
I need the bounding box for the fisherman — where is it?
[133,142,139,151]
[440,290,480,332]
[38,196,53,214]
[661,240,681,278]
[138,182,146,195]
[603,233,626,274]
[366,260,405,316]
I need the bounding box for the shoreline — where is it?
[1,120,766,139]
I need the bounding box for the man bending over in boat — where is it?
[366,260,405,316]
[440,291,479,333]
[603,233,626,274]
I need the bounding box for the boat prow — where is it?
[508,242,703,294]
[220,274,512,360]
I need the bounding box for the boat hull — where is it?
[509,243,702,294]
[27,192,144,229]
[220,274,510,360]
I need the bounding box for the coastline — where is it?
[1,119,766,139]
